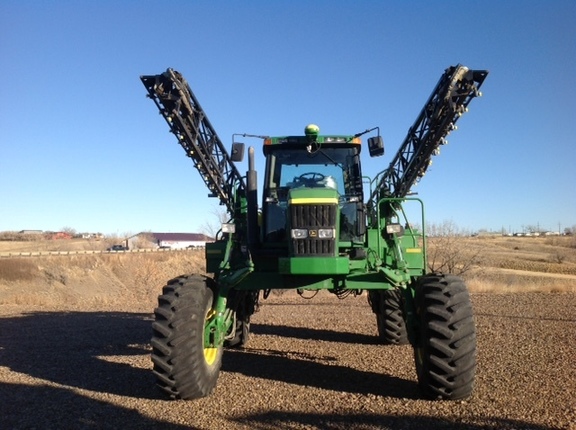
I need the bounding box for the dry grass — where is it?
[426,235,576,293]
[0,250,206,309]
[465,268,575,293]
[0,236,574,307]
[0,259,40,282]
[0,238,133,253]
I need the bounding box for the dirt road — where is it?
[1,291,574,429]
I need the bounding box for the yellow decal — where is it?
[289,197,338,204]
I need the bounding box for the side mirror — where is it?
[368,136,384,157]
[231,142,245,162]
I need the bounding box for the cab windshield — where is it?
[265,146,361,195]
[263,146,363,242]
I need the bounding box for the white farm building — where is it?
[127,232,214,250]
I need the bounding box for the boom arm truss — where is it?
[369,65,488,207]
[141,68,245,215]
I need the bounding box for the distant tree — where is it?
[132,231,155,249]
[427,219,461,238]
[525,224,547,234]
[103,232,128,249]
[426,220,483,275]
[0,231,22,241]
[200,206,229,239]
[565,225,576,249]
[61,226,77,236]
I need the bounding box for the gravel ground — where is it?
[0,291,574,430]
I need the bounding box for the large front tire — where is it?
[151,275,223,400]
[413,274,476,400]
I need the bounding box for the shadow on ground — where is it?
[0,382,194,429]
[0,311,158,398]
[252,323,379,345]
[225,322,418,399]
[223,346,419,399]
[0,311,417,402]
[231,410,559,430]
[0,311,195,429]
[0,311,564,429]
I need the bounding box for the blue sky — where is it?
[1,1,574,235]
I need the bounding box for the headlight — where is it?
[291,229,308,239]
[318,228,335,239]
[221,223,236,233]
[385,223,404,236]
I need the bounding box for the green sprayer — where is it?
[141,65,488,400]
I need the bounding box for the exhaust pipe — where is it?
[246,147,259,247]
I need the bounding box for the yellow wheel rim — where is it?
[204,309,218,365]
[204,347,218,365]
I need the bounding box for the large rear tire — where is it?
[224,290,258,349]
[151,275,223,400]
[413,274,476,400]
[225,318,250,348]
[369,289,409,345]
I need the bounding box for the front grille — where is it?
[291,204,337,228]
[290,204,337,256]
[292,237,334,255]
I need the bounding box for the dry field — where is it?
[0,237,575,429]
[0,236,119,254]
[1,235,573,307]
[428,235,576,293]
[0,250,205,308]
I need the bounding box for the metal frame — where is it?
[141,69,245,215]
[368,65,488,206]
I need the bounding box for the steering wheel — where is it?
[296,172,325,183]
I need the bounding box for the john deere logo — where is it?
[309,230,318,238]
